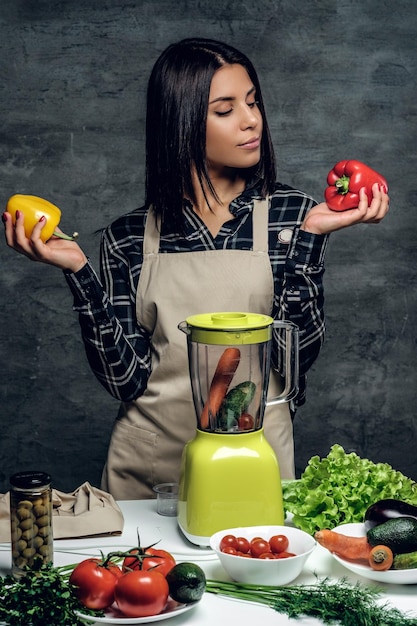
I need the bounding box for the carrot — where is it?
[200,347,241,429]
[314,529,371,562]
[368,545,394,571]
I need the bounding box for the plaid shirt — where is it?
[65,182,328,410]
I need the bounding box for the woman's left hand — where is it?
[301,183,389,235]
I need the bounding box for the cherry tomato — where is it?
[123,547,176,577]
[269,534,289,554]
[237,412,255,430]
[258,552,276,559]
[250,539,271,558]
[221,546,238,555]
[219,534,238,552]
[115,569,169,618]
[250,536,265,545]
[274,551,296,559]
[69,558,123,610]
[237,551,252,557]
[236,536,251,554]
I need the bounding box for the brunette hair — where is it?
[145,37,276,230]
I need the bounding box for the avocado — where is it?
[366,517,417,554]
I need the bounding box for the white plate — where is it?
[331,523,417,585]
[76,599,200,624]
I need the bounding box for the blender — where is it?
[177,311,299,546]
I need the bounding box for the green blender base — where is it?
[177,429,285,547]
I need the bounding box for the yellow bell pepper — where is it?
[6,194,77,242]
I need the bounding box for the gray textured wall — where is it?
[1,0,416,493]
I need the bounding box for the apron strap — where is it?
[143,210,160,255]
[143,197,270,253]
[253,197,269,253]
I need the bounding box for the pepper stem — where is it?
[52,230,79,241]
[335,174,350,195]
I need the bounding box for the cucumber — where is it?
[366,517,417,554]
[392,550,417,570]
[218,381,256,429]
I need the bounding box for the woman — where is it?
[3,38,389,499]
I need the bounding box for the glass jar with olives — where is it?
[9,471,53,579]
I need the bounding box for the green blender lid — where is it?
[183,312,273,345]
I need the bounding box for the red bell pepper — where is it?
[324,160,388,212]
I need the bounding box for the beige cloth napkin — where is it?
[0,481,124,542]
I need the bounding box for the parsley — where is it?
[0,560,102,626]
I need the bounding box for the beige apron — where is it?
[101,199,295,499]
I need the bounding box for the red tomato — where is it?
[69,558,122,610]
[221,546,238,555]
[237,551,252,557]
[123,547,176,577]
[274,551,296,559]
[115,570,169,618]
[250,539,271,558]
[237,412,255,430]
[250,536,265,545]
[258,552,276,559]
[269,534,289,554]
[236,536,250,554]
[219,534,238,552]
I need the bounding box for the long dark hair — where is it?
[145,38,276,231]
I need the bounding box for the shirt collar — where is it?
[180,180,264,234]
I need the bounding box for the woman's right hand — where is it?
[2,210,88,273]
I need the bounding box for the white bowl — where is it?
[210,525,316,585]
[331,523,417,585]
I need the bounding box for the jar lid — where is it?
[10,471,52,489]
[181,312,273,345]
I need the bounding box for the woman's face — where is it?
[206,64,263,176]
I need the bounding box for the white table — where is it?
[1,499,416,624]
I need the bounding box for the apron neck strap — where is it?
[253,196,269,252]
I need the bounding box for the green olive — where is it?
[33,504,48,517]
[11,525,22,542]
[32,536,44,549]
[22,547,36,559]
[19,517,35,531]
[36,514,50,528]
[16,506,33,521]
[38,525,51,539]
[38,544,53,558]
[22,525,38,542]
[31,497,46,508]
[17,499,33,510]
[16,538,27,553]
[14,556,28,569]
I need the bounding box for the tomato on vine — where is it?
[114,570,169,618]
[69,557,122,610]
[123,546,176,577]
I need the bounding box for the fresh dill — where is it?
[206,577,417,626]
